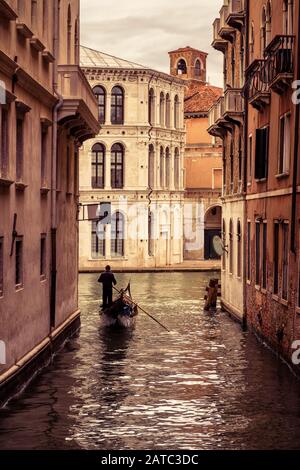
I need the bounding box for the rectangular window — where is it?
[41,126,47,186]
[40,234,46,279]
[282,222,289,300]
[255,126,269,180]
[91,221,105,259]
[16,118,24,181]
[0,107,9,177]
[15,237,23,288]
[66,146,71,194]
[247,222,251,281]
[262,222,267,290]
[278,113,291,174]
[0,237,3,297]
[274,222,279,295]
[248,135,253,181]
[255,222,261,286]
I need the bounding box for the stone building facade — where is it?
[169,47,223,261]
[209,1,246,323]
[0,0,99,403]
[243,0,300,363]
[79,47,186,270]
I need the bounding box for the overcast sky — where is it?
[80,0,224,88]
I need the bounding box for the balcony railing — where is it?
[212,18,227,53]
[264,35,295,94]
[57,65,100,143]
[208,97,226,138]
[244,60,270,110]
[219,4,235,41]
[226,0,245,30]
[223,88,244,124]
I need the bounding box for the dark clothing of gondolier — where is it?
[98,265,117,309]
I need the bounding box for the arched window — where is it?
[177,59,187,75]
[195,59,201,78]
[174,147,180,189]
[231,47,235,87]
[265,1,272,45]
[222,219,226,270]
[159,92,165,126]
[283,0,294,35]
[174,95,179,129]
[111,212,125,257]
[160,146,164,188]
[237,220,242,277]
[166,94,171,128]
[250,22,255,61]
[148,211,155,256]
[91,221,105,259]
[67,4,72,64]
[148,144,155,188]
[111,86,124,125]
[93,86,106,124]
[229,219,233,274]
[261,7,267,55]
[230,136,234,193]
[165,147,170,188]
[111,143,124,189]
[91,143,105,188]
[74,19,79,64]
[148,88,155,125]
[31,0,37,30]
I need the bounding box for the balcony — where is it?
[244,60,270,111]
[212,18,227,53]
[223,88,244,125]
[219,5,235,42]
[0,0,17,20]
[207,97,226,138]
[264,35,295,94]
[57,65,100,144]
[226,0,245,31]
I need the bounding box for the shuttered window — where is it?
[255,127,269,180]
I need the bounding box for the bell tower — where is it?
[168,46,208,82]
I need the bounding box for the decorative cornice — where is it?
[0,50,18,77]
[16,68,57,108]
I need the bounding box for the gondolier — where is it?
[98,265,117,309]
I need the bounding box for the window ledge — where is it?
[261,288,267,295]
[255,284,261,291]
[15,284,24,292]
[15,182,28,191]
[275,172,289,180]
[272,295,288,307]
[16,22,33,39]
[246,279,251,285]
[0,176,14,187]
[255,178,267,183]
[40,275,47,282]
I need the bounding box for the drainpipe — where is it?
[291,3,300,254]
[50,0,64,330]
[242,0,250,331]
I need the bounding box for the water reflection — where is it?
[0,272,300,450]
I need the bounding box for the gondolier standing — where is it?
[98,265,117,310]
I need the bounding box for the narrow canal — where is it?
[1,272,300,450]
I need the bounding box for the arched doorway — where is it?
[204,205,222,260]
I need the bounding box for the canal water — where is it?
[1,272,300,450]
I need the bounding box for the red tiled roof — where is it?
[184,80,223,114]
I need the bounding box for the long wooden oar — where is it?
[113,286,170,332]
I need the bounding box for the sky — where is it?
[80,0,224,88]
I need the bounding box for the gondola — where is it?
[100,283,138,328]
